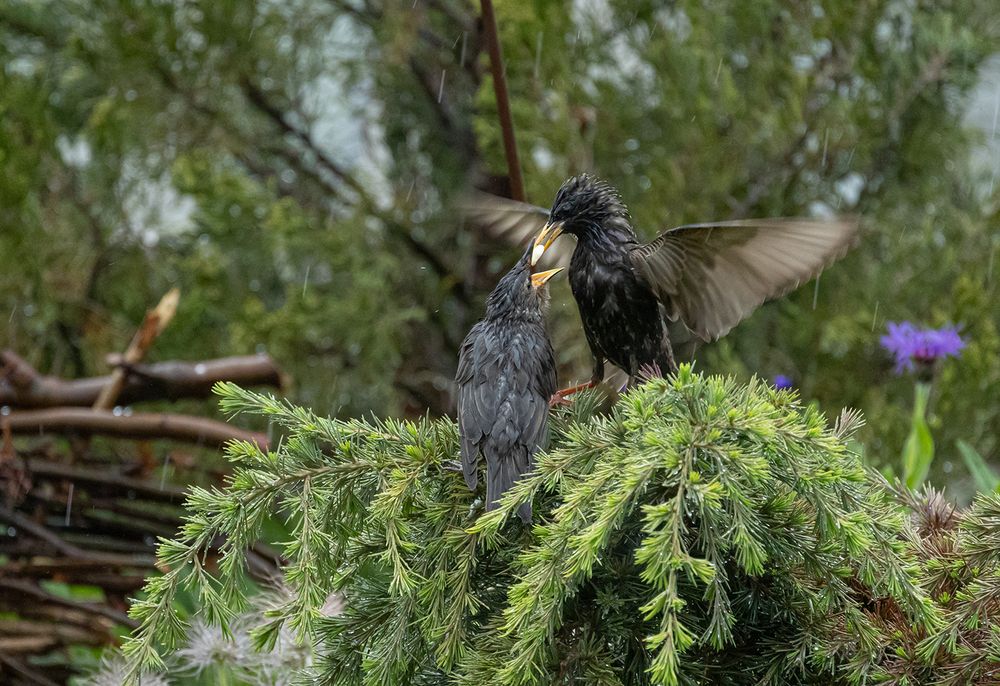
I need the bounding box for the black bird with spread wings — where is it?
[456,251,562,522]
[468,174,859,389]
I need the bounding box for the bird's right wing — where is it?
[460,192,573,269]
[629,217,859,342]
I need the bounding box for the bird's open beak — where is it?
[531,220,564,266]
[530,267,564,288]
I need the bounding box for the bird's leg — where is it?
[549,381,595,406]
[549,359,605,407]
[442,460,464,472]
[590,357,605,387]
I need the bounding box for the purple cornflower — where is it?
[773,374,794,390]
[880,321,965,374]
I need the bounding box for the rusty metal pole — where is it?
[480,0,525,202]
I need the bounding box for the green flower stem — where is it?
[903,381,935,489]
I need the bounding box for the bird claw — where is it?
[549,380,597,408]
[549,392,573,408]
[442,459,463,473]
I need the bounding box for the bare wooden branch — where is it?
[4,408,268,450]
[1,350,283,409]
[93,288,180,410]
[24,457,187,500]
[0,578,137,628]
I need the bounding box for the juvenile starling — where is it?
[456,252,562,522]
[468,174,858,388]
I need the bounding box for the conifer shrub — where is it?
[122,367,1000,684]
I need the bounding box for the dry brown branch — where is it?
[93,288,181,410]
[4,408,268,450]
[0,650,63,686]
[1,350,283,409]
[24,457,187,500]
[0,578,137,629]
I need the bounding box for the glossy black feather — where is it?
[456,254,557,523]
[465,175,859,381]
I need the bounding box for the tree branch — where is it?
[1,350,283,409]
[93,288,180,410]
[3,409,268,450]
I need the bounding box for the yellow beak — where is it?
[530,267,564,288]
[530,220,564,266]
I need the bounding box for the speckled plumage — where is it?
[552,176,675,380]
[455,253,557,522]
[543,174,859,383]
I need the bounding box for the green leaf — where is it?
[957,440,1000,493]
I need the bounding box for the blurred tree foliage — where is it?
[1,0,998,493]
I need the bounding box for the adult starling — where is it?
[468,174,858,387]
[456,252,562,522]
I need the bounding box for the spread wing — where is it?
[459,192,573,269]
[629,218,859,342]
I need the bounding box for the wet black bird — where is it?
[468,174,858,388]
[456,252,562,522]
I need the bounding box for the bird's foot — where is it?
[549,380,597,407]
[442,459,463,473]
[549,393,572,408]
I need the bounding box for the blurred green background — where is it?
[1,0,998,494]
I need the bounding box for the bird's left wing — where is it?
[456,321,492,490]
[629,218,859,342]
[460,192,573,269]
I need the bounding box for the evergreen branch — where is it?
[120,371,990,685]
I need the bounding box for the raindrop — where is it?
[534,31,544,79]
[942,460,953,474]
[6,527,15,537]
[0,406,9,416]
[124,89,138,102]
[437,69,446,103]
[991,86,999,141]
[459,32,467,67]
[871,301,879,331]
[821,129,829,167]
[127,489,136,500]
[194,363,207,375]
[303,264,311,298]
[812,275,820,310]
[123,407,133,416]
[714,57,723,85]
[64,483,74,526]
[160,454,171,491]
[112,406,124,416]
[23,304,35,317]
[8,303,15,323]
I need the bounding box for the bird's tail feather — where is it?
[486,456,532,523]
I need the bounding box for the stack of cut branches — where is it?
[0,291,285,685]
